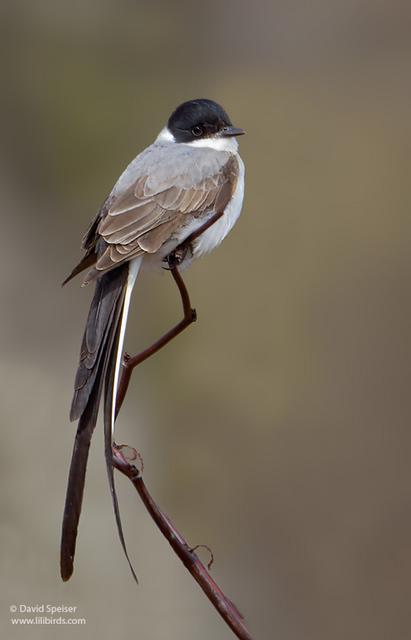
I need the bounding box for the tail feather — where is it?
[61,264,129,581]
[60,371,103,581]
[70,270,127,422]
[103,258,141,583]
[104,325,139,582]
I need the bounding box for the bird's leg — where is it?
[163,245,190,269]
[162,210,225,269]
[115,265,196,417]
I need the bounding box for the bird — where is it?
[60,98,245,582]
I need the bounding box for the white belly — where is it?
[192,154,245,259]
[142,152,245,271]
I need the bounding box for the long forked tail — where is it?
[60,258,142,582]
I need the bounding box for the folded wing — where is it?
[81,146,239,280]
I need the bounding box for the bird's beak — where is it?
[220,126,246,138]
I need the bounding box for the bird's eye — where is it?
[191,125,203,137]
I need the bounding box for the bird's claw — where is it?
[163,244,190,270]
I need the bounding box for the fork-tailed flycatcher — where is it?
[60,98,245,582]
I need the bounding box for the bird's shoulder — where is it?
[112,142,235,198]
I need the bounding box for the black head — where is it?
[167,99,244,143]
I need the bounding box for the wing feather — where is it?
[84,146,239,278]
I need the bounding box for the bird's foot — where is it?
[163,243,190,270]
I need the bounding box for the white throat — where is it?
[155,126,239,152]
[186,136,239,152]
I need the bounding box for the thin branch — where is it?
[115,209,224,416]
[112,223,254,640]
[113,446,253,640]
[115,267,196,417]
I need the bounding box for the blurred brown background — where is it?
[1,1,411,638]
